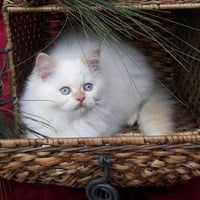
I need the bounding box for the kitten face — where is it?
[34,51,104,115]
[53,59,101,112]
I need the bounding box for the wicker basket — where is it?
[1,0,200,190]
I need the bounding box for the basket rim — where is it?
[2,2,200,13]
[0,131,200,148]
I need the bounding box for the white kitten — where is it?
[19,31,174,138]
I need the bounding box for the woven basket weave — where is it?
[1,0,200,188]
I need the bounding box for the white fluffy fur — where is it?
[19,31,174,138]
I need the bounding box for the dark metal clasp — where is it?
[0,48,11,54]
[86,155,119,200]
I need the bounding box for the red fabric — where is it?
[1,1,200,200]
[0,0,12,111]
[6,181,88,200]
[4,178,200,200]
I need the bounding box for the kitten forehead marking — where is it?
[73,91,85,99]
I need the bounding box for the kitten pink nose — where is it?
[76,96,85,104]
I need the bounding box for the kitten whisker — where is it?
[21,112,54,129]
[20,99,57,103]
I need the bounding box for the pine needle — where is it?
[56,0,199,69]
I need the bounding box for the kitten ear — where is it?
[83,47,101,70]
[35,53,55,80]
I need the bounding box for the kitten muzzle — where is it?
[73,91,85,105]
[76,96,85,105]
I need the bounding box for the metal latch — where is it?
[86,155,119,200]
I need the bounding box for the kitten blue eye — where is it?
[83,83,93,92]
[60,87,71,95]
